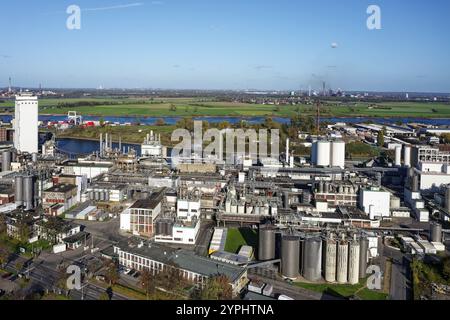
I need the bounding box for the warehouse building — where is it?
[113,239,248,296]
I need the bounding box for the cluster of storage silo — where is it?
[315,181,357,195]
[155,220,174,236]
[225,197,270,216]
[88,190,111,202]
[15,173,37,211]
[258,226,371,283]
[395,145,412,167]
[323,233,368,285]
[311,140,346,169]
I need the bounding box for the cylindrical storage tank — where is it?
[263,204,269,216]
[430,222,443,243]
[2,151,11,172]
[281,235,300,279]
[311,142,317,165]
[316,141,331,167]
[31,153,38,163]
[324,236,337,283]
[246,205,254,214]
[99,191,106,201]
[225,200,231,213]
[258,227,276,261]
[94,191,100,201]
[336,237,349,284]
[331,140,346,169]
[230,200,237,214]
[390,196,401,209]
[155,221,163,235]
[445,187,450,212]
[283,191,290,209]
[165,222,173,237]
[359,237,369,279]
[15,175,24,206]
[318,182,324,193]
[89,191,95,200]
[105,192,110,201]
[395,146,401,167]
[412,175,419,192]
[238,201,245,214]
[254,206,260,215]
[302,191,312,204]
[348,239,360,285]
[23,175,35,210]
[404,146,411,168]
[302,237,322,282]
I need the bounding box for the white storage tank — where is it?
[331,140,346,169]
[324,235,337,283]
[315,141,331,167]
[404,145,411,168]
[395,146,402,167]
[348,237,361,285]
[336,235,349,284]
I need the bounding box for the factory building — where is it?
[14,93,38,154]
[42,184,78,215]
[86,183,126,203]
[314,181,358,207]
[113,240,248,297]
[121,191,164,238]
[0,185,14,205]
[359,187,391,220]
[61,161,113,180]
[141,131,164,157]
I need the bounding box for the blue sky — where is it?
[0,0,449,92]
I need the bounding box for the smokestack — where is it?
[100,133,103,156]
[286,138,290,164]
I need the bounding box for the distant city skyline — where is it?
[1,0,449,92]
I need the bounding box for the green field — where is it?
[224,228,258,254]
[294,279,388,300]
[2,97,449,118]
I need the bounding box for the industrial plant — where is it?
[0,91,449,302]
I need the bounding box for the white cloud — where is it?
[84,2,144,12]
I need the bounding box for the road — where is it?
[2,252,129,300]
[248,274,344,301]
[194,221,215,256]
[382,245,412,300]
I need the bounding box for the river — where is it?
[5,114,450,126]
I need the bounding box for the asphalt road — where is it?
[382,245,412,300]
[248,275,344,301]
[2,252,129,300]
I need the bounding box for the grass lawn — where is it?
[41,293,71,300]
[53,124,177,145]
[224,228,258,254]
[294,279,388,300]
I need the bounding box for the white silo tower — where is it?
[331,140,346,169]
[395,146,402,167]
[404,145,411,168]
[316,140,331,167]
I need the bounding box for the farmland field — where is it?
[1,97,449,118]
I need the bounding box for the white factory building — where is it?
[359,187,391,220]
[155,197,202,245]
[311,140,346,169]
[14,93,39,154]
